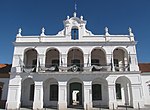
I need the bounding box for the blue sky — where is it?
[0,0,150,64]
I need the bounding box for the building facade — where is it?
[6,12,149,110]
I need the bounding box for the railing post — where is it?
[126,103,127,110]
[99,105,101,110]
[113,103,114,110]
[138,102,140,110]
[86,104,88,110]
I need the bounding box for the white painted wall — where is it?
[141,73,150,105]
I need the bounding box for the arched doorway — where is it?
[67,48,84,72]
[115,76,133,107]
[67,78,83,108]
[92,78,109,108]
[21,78,34,108]
[43,78,58,108]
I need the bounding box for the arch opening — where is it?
[24,49,38,72]
[43,78,58,108]
[115,76,133,107]
[67,48,84,72]
[67,78,83,108]
[21,78,34,108]
[113,48,129,71]
[45,48,60,72]
[92,78,109,108]
[91,48,107,71]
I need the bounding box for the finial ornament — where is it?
[129,27,134,36]
[105,27,110,36]
[40,27,46,36]
[17,28,22,37]
[73,12,77,17]
[80,16,83,20]
[67,16,70,20]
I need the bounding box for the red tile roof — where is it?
[0,64,11,73]
[0,64,7,68]
[139,63,150,72]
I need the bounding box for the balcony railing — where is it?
[18,63,130,73]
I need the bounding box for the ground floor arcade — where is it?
[6,73,144,110]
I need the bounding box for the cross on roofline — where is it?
[74,0,77,12]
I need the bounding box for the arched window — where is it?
[115,83,122,99]
[30,84,35,101]
[92,84,102,100]
[71,28,79,40]
[50,84,58,101]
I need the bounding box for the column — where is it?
[6,75,22,109]
[60,53,67,67]
[83,81,92,110]
[124,56,128,71]
[131,84,144,108]
[108,84,117,109]
[58,81,67,110]
[38,54,45,71]
[106,53,113,71]
[130,54,139,71]
[84,53,91,67]
[33,81,43,110]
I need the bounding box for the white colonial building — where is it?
[6,12,150,110]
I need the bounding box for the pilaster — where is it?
[83,81,92,110]
[131,84,144,108]
[33,81,43,110]
[58,81,67,110]
[6,75,22,109]
[84,54,91,67]
[108,84,117,109]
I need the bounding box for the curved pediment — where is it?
[57,12,93,37]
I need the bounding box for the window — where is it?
[116,83,122,99]
[30,84,34,101]
[52,59,59,71]
[50,85,58,101]
[92,84,102,100]
[71,28,79,40]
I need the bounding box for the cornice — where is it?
[13,41,137,47]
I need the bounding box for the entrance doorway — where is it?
[69,82,82,106]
